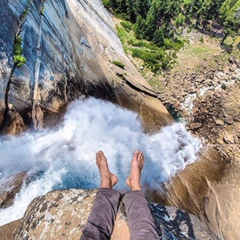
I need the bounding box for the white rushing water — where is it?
[0,98,202,225]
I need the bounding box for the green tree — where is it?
[133,0,150,19]
[135,15,147,39]
[145,0,182,38]
[145,1,159,39]
[110,0,118,9]
[126,0,135,22]
[115,0,127,13]
[220,0,240,44]
[153,29,165,46]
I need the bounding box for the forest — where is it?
[103,0,239,72]
[104,0,240,43]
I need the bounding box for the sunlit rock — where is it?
[14,189,217,240]
[0,0,172,132]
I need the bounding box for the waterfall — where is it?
[0,98,202,225]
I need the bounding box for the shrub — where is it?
[164,38,184,51]
[175,13,186,27]
[116,26,127,43]
[13,36,26,67]
[120,21,132,31]
[14,55,26,67]
[102,0,110,9]
[112,60,125,69]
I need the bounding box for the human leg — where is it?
[80,151,120,240]
[123,151,159,240]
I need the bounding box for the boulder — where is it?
[14,189,217,240]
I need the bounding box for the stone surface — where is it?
[0,0,172,133]
[0,219,21,240]
[14,189,217,240]
[223,132,235,144]
[157,148,240,240]
[0,172,27,208]
[215,119,224,125]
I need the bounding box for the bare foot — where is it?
[96,150,118,188]
[126,150,145,191]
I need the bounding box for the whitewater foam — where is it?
[0,98,202,225]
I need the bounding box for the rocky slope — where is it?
[0,0,172,135]
[149,42,240,239]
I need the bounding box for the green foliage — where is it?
[127,39,160,50]
[133,0,150,19]
[175,13,186,27]
[164,38,185,51]
[106,0,240,49]
[14,36,23,56]
[153,29,165,47]
[116,25,127,43]
[131,47,172,72]
[120,21,132,31]
[112,60,125,69]
[13,36,26,67]
[109,0,240,73]
[115,22,179,73]
[102,0,111,9]
[134,16,146,39]
[14,55,26,67]
[126,0,135,21]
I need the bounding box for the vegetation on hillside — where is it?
[104,0,240,44]
[103,0,239,74]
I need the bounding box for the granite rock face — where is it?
[0,0,172,134]
[14,189,217,240]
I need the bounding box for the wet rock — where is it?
[1,110,28,135]
[0,172,27,209]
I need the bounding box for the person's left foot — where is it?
[96,151,118,188]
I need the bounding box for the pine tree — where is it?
[135,15,146,39]
[126,0,136,22]
[134,0,150,19]
[153,29,165,46]
[145,1,159,40]
[220,0,240,44]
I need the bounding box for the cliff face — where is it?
[0,0,172,134]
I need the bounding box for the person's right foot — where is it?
[96,151,118,189]
[126,150,145,191]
